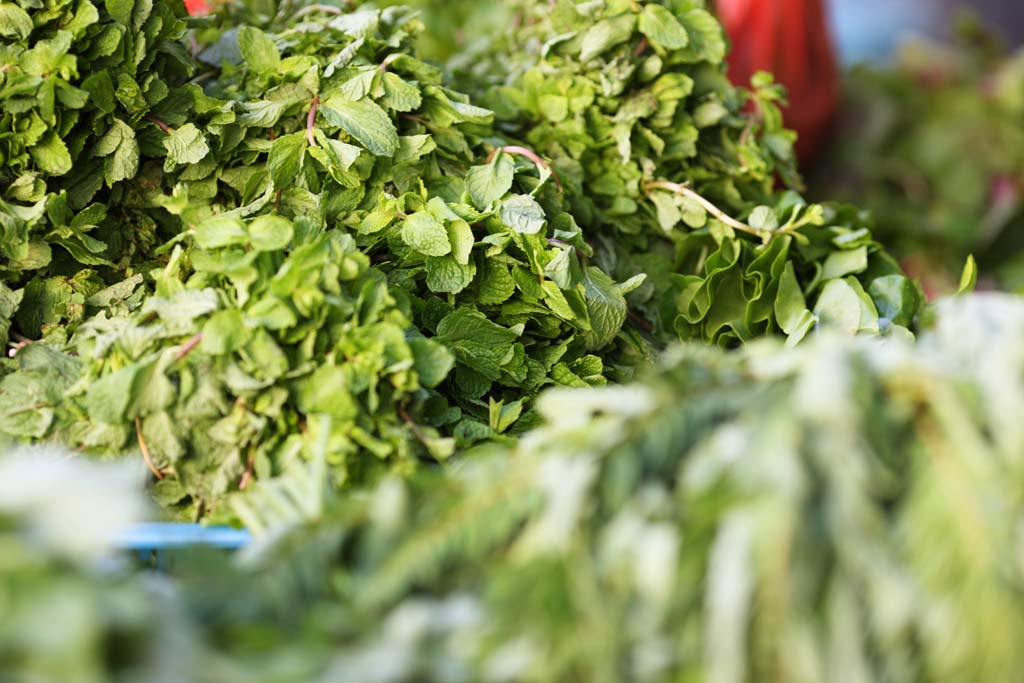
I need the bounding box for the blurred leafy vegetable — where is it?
[4,295,1024,681]
[810,19,1024,292]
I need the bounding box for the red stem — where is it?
[146,116,172,134]
[174,333,203,361]
[306,96,320,147]
[485,145,564,192]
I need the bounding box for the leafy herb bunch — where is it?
[0,1,649,515]
[0,0,196,343]
[428,0,923,345]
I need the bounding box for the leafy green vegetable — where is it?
[0,0,923,515]
[0,0,195,334]
[811,21,1024,292]
[4,295,1024,682]
[433,0,918,346]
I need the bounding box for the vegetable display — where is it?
[3,1,1019,679]
[0,0,928,517]
[4,294,1023,682]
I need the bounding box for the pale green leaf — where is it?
[238,26,280,75]
[320,96,399,157]
[638,4,690,50]
[401,212,451,257]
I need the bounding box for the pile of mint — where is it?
[0,0,923,518]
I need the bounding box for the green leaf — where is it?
[268,132,307,190]
[488,397,523,433]
[30,133,72,176]
[748,205,779,232]
[0,374,53,438]
[958,255,978,295]
[296,365,356,420]
[466,154,515,209]
[87,364,137,423]
[195,215,248,249]
[238,26,281,75]
[499,194,546,235]
[248,215,294,252]
[869,275,921,327]
[0,3,33,40]
[579,14,636,62]
[163,123,210,171]
[678,9,727,64]
[379,72,422,112]
[436,308,519,381]
[814,278,879,334]
[94,119,139,185]
[104,0,132,25]
[320,96,400,157]
[478,261,516,305]
[201,309,247,355]
[581,267,627,350]
[649,191,681,233]
[447,220,474,265]
[401,212,451,257]
[409,337,455,389]
[638,5,689,50]
[775,262,816,344]
[82,71,116,114]
[426,256,475,294]
[0,282,22,348]
[821,246,868,281]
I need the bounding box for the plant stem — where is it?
[306,96,320,147]
[135,417,165,480]
[398,405,430,449]
[486,146,564,192]
[292,2,346,19]
[644,180,767,239]
[378,53,401,73]
[146,116,172,134]
[175,333,203,361]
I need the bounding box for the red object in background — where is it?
[717,0,839,164]
[184,0,208,15]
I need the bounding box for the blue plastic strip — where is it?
[114,522,252,552]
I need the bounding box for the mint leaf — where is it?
[499,194,546,234]
[30,133,73,176]
[268,132,307,190]
[638,5,689,50]
[426,256,475,294]
[581,267,627,350]
[579,14,636,62]
[194,216,248,249]
[409,337,455,389]
[402,212,451,257]
[163,123,210,171]
[238,26,280,75]
[320,96,400,157]
[466,154,514,209]
[248,215,294,252]
[201,309,247,355]
[95,119,139,186]
[0,3,33,40]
